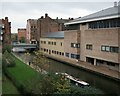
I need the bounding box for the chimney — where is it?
[41,16,44,19]
[45,13,48,18]
[56,17,58,20]
[61,18,62,20]
[114,2,117,7]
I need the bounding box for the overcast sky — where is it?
[0,0,119,33]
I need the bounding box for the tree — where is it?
[32,51,49,73]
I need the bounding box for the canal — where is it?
[16,53,120,95]
[47,58,120,95]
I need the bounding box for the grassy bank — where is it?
[3,52,39,94]
[2,74,20,95]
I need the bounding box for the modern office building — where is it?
[65,2,120,71]
[40,31,65,59]
[40,3,120,72]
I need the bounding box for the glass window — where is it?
[105,46,110,52]
[101,46,105,51]
[110,46,119,53]
[86,44,92,50]
[66,53,69,57]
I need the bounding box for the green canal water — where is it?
[46,58,120,95]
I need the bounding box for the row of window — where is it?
[89,19,120,29]
[65,53,80,59]
[86,44,119,53]
[41,48,64,56]
[71,43,80,48]
[41,40,63,46]
[101,45,119,53]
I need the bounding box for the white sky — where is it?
[0,0,119,33]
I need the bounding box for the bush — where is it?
[2,51,16,68]
[2,45,12,53]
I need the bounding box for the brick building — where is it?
[37,14,70,43]
[65,2,120,71]
[40,3,120,72]
[26,14,71,44]
[0,17,11,48]
[26,19,37,44]
[18,28,26,43]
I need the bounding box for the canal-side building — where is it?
[37,14,70,44]
[40,30,81,62]
[26,19,37,44]
[40,3,120,72]
[65,3,120,71]
[18,28,26,43]
[0,17,11,48]
[40,31,65,59]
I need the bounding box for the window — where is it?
[71,54,75,58]
[88,18,120,29]
[62,53,64,56]
[54,42,56,45]
[101,45,110,52]
[48,41,50,44]
[71,54,80,59]
[110,46,119,53]
[76,55,80,59]
[61,42,62,46]
[52,42,54,45]
[65,53,69,57]
[71,43,80,48]
[86,44,92,50]
[41,41,43,44]
[44,41,46,44]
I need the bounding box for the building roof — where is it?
[65,5,120,25]
[44,31,64,39]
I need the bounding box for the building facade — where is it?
[65,3,120,71]
[40,3,120,72]
[40,32,65,59]
[0,17,11,48]
[26,19,37,44]
[18,28,26,43]
[37,14,70,43]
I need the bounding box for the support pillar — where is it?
[94,59,96,66]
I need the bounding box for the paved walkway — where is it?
[45,54,120,81]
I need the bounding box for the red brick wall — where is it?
[18,29,26,42]
[2,17,11,46]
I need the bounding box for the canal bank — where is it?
[45,54,120,82]
[13,52,120,95]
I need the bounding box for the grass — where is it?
[2,74,20,95]
[3,53,40,94]
[6,53,39,85]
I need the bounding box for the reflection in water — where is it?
[46,59,120,95]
